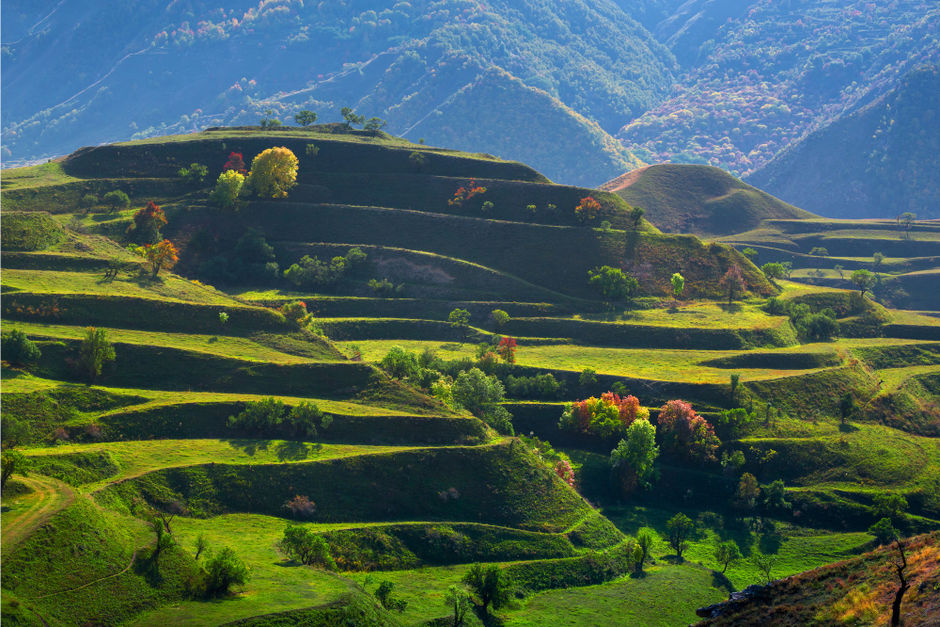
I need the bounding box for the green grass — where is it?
[0,162,80,190]
[0,212,67,251]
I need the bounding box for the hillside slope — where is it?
[601,164,816,236]
[747,64,940,219]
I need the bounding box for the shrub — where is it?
[462,563,512,614]
[490,309,510,331]
[1,449,30,489]
[657,400,720,462]
[380,346,419,380]
[203,547,249,597]
[504,373,564,399]
[77,327,115,383]
[209,170,245,209]
[588,266,638,305]
[574,196,601,223]
[284,495,317,519]
[2,329,41,366]
[453,368,513,434]
[279,524,335,568]
[368,278,403,296]
[178,162,208,185]
[374,581,407,612]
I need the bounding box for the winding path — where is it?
[2,475,74,551]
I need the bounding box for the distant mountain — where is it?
[601,164,815,236]
[0,0,673,186]
[747,64,940,219]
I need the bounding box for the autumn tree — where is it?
[657,400,720,462]
[137,239,179,278]
[247,146,299,199]
[497,336,517,364]
[575,196,601,223]
[132,201,168,244]
[588,265,638,307]
[294,110,318,126]
[78,327,115,383]
[719,265,746,304]
[222,152,248,175]
[665,513,694,560]
[209,170,245,209]
[560,393,648,439]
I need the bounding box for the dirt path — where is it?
[598,165,650,192]
[2,475,75,551]
[35,549,139,600]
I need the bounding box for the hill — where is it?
[746,64,940,220]
[2,129,939,626]
[0,0,673,187]
[601,164,816,236]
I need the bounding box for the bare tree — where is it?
[891,539,911,627]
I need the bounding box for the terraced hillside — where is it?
[2,128,939,626]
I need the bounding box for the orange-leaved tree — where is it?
[559,392,648,438]
[137,239,179,278]
[574,196,601,223]
[247,147,299,198]
[132,201,167,244]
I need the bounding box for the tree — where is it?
[2,329,41,366]
[209,170,245,209]
[891,539,911,626]
[834,264,845,279]
[340,107,364,129]
[636,531,654,573]
[489,309,510,332]
[444,584,471,627]
[751,553,776,584]
[574,196,601,223]
[868,517,898,545]
[452,368,512,434]
[374,581,407,613]
[284,495,317,519]
[132,201,168,244]
[610,418,659,492]
[851,269,876,293]
[222,152,247,175]
[839,392,856,426]
[363,117,387,136]
[665,513,694,560]
[103,190,130,214]
[1,449,30,489]
[580,368,597,388]
[735,472,760,511]
[741,247,758,262]
[79,193,98,211]
[408,151,427,171]
[294,110,318,126]
[809,246,829,257]
[448,308,472,342]
[247,146,299,199]
[729,373,741,406]
[719,265,746,304]
[898,212,916,239]
[497,336,517,364]
[380,346,419,380]
[588,265,638,306]
[761,262,785,282]
[872,492,908,524]
[204,547,249,597]
[629,206,645,230]
[462,563,512,615]
[278,524,335,568]
[194,534,209,560]
[561,392,647,439]
[178,163,208,185]
[78,327,115,383]
[714,541,742,573]
[137,239,179,278]
[657,400,720,462]
[873,252,885,270]
[600,220,612,232]
[671,272,685,300]
[259,109,282,128]
[761,479,791,513]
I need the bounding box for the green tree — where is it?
[761,262,785,282]
[462,563,512,615]
[452,368,512,434]
[898,212,916,238]
[729,373,741,406]
[150,515,175,565]
[489,309,510,332]
[735,472,760,511]
[671,272,685,299]
[868,517,898,544]
[203,547,249,597]
[588,265,638,307]
[408,151,427,171]
[374,581,407,613]
[761,479,791,513]
[741,247,758,262]
[259,109,282,128]
[178,163,208,185]
[636,531,654,573]
[851,269,876,293]
[444,584,471,626]
[579,367,597,388]
[2,329,41,366]
[751,553,776,584]
[278,524,335,568]
[380,346,419,380]
[194,534,209,560]
[340,107,364,129]
[78,326,115,383]
[714,541,742,573]
[629,206,645,230]
[209,170,245,209]
[839,392,857,426]
[294,110,318,126]
[873,252,885,270]
[610,419,659,492]
[1,449,30,489]
[103,190,130,214]
[448,308,472,342]
[363,117,387,136]
[872,492,908,524]
[665,513,694,560]
[79,193,98,211]
[809,246,829,257]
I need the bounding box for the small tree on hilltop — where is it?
[78,326,115,383]
[363,117,387,137]
[340,107,364,129]
[671,272,685,300]
[588,265,638,308]
[103,190,130,214]
[247,147,299,199]
[448,308,472,342]
[575,196,601,224]
[719,265,746,305]
[137,239,179,278]
[132,201,168,244]
[294,110,318,126]
[665,513,694,560]
[462,563,512,615]
[629,206,645,230]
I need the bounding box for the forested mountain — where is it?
[2,0,937,213]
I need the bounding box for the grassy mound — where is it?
[602,164,815,236]
[1,212,66,251]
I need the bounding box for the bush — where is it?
[1,329,41,366]
[453,368,513,434]
[279,524,335,568]
[559,393,647,439]
[505,373,564,399]
[102,190,130,214]
[178,163,208,185]
[209,170,245,209]
[368,278,404,296]
[202,547,249,597]
[380,346,419,380]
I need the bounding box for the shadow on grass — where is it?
[224,439,270,456]
[274,440,311,461]
[838,422,860,433]
[758,531,783,555]
[711,570,735,593]
[718,303,743,314]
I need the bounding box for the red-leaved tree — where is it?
[497,336,517,363]
[132,201,168,244]
[448,180,487,207]
[223,152,248,176]
[559,392,648,438]
[575,196,601,223]
[657,400,720,462]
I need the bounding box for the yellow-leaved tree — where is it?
[247,146,299,199]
